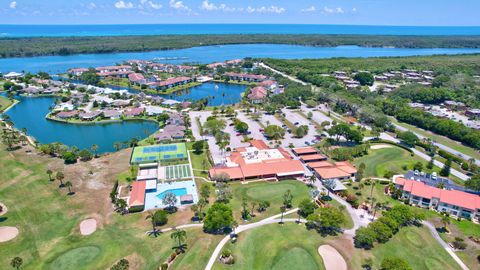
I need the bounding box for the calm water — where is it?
[3,95,158,153]
[2,24,480,37]
[163,82,247,106]
[2,44,480,74]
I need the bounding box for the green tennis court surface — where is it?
[131,143,188,164]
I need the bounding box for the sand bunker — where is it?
[370,144,393,150]
[318,245,347,270]
[0,226,19,242]
[80,219,97,236]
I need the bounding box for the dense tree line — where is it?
[382,100,480,149]
[3,34,480,58]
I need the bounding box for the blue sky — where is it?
[0,0,479,26]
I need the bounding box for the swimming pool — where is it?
[156,188,187,199]
[144,180,199,210]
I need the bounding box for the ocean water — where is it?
[1,24,480,37]
[2,44,480,74]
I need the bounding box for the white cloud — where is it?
[9,1,17,9]
[147,1,162,9]
[86,2,97,10]
[322,6,345,14]
[114,1,134,9]
[246,5,285,14]
[352,7,357,13]
[200,1,235,12]
[169,0,191,11]
[301,6,316,13]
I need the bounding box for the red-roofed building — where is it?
[128,73,146,85]
[394,176,480,220]
[247,86,267,104]
[128,181,146,210]
[292,146,318,156]
[148,76,192,90]
[225,72,268,82]
[208,140,305,181]
[310,160,357,181]
[299,154,328,163]
[125,107,145,117]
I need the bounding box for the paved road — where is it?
[258,62,308,85]
[392,120,480,166]
[422,221,470,270]
[374,133,470,181]
[205,209,302,270]
[300,105,334,128]
[189,111,225,165]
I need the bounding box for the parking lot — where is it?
[235,111,265,140]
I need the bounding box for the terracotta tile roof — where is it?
[314,167,351,179]
[395,178,480,210]
[300,154,327,162]
[307,161,335,168]
[335,161,358,174]
[248,86,267,100]
[250,140,269,150]
[128,181,146,207]
[292,147,318,155]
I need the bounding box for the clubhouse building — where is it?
[393,175,480,221]
[209,140,305,181]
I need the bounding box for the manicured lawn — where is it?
[345,181,400,208]
[390,117,480,161]
[187,142,212,178]
[0,144,221,269]
[352,226,462,270]
[354,147,430,178]
[228,180,312,223]
[0,95,13,112]
[213,223,328,270]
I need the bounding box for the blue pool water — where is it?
[156,188,188,199]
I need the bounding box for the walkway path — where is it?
[205,208,303,270]
[159,223,203,233]
[422,221,470,270]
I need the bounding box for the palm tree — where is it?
[10,257,23,270]
[56,171,65,187]
[279,206,286,224]
[441,215,451,232]
[46,169,53,181]
[146,212,160,237]
[308,175,317,187]
[91,144,98,157]
[171,229,187,253]
[64,181,73,195]
[113,142,122,151]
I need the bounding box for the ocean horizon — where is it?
[1,24,480,37]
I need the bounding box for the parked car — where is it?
[294,122,299,125]
[305,141,310,145]
[259,129,264,132]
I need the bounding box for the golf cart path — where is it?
[318,245,347,270]
[422,221,470,270]
[205,208,303,270]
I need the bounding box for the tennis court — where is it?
[130,143,188,164]
[165,164,192,179]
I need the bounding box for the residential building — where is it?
[124,107,144,117]
[247,86,267,104]
[103,109,122,119]
[56,110,79,119]
[224,72,268,82]
[394,176,480,221]
[128,73,146,85]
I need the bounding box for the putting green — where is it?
[245,183,298,201]
[49,246,101,270]
[271,247,320,270]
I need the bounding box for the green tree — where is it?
[79,149,93,161]
[257,200,270,212]
[113,141,122,151]
[215,182,233,203]
[353,72,374,86]
[56,171,65,187]
[62,151,78,164]
[200,184,211,201]
[192,140,205,154]
[234,120,249,134]
[370,221,393,243]
[441,215,451,231]
[279,205,286,224]
[426,157,435,170]
[171,229,187,253]
[91,144,98,157]
[46,169,53,181]
[204,118,226,136]
[146,211,161,237]
[282,189,293,208]
[380,257,412,270]
[203,202,234,233]
[306,206,345,236]
[465,174,480,191]
[413,162,423,171]
[264,125,285,140]
[80,68,100,85]
[440,158,452,177]
[397,131,418,147]
[10,257,23,270]
[162,192,178,212]
[298,198,317,217]
[64,181,74,195]
[354,227,376,249]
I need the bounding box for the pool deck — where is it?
[144,180,199,210]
